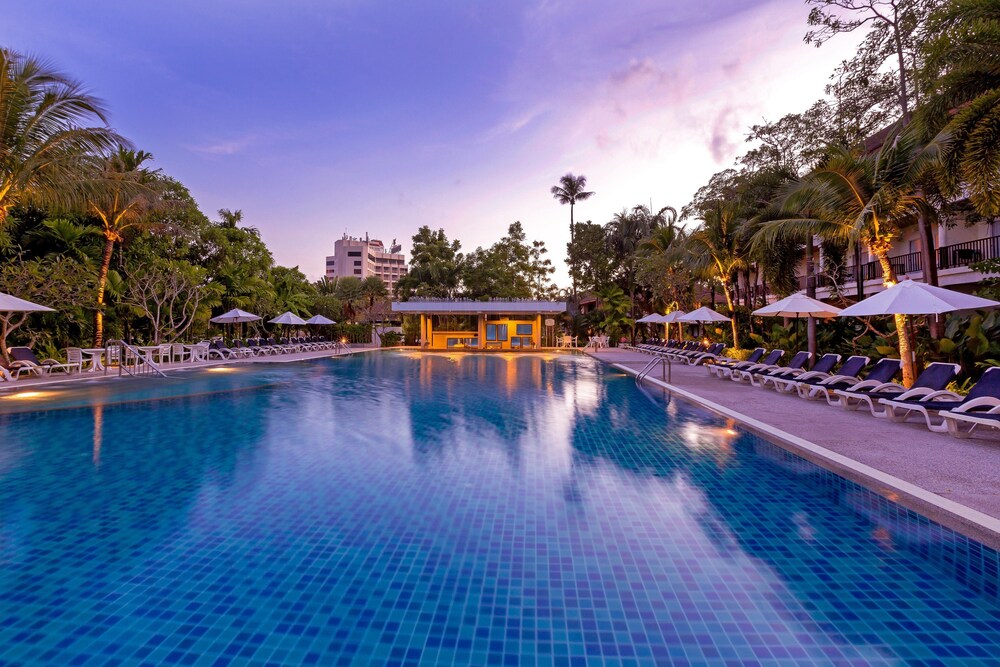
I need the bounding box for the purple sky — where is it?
[8,0,857,285]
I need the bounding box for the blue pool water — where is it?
[0,352,998,666]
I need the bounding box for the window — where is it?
[354,260,362,266]
[353,269,362,275]
[347,250,362,257]
[515,324,532,336]
[486,324,508,341]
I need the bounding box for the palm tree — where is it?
[87,148,162,346]
[0,49,124,225]
[360,275,388,307]
[684,203,749,347]
[551,173,594,297]
[918,0,1000,216]
[752,131,940,386]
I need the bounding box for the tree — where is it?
[751,130,940,385]
[918,0,1000,216]
[360,275,388,307]
[269,266,315,315]
[395,226,463,299]
[550,173,594,297]
[463,222,541,299]
[595,284,632,342]
[683,203,749,347]
[87,148,163,346]
[121,260,213,344]
[0,49,124,227]
[566,222,614,294]
[0,256,96,363]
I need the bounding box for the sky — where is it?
[6,0,859,285]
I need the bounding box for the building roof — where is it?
[392,299,567,314]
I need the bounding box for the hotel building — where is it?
[325,234,407,292]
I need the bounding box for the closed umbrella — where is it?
[754,294,842,363]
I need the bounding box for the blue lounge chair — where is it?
[706,347,765,377]
[881,367,1000,432]
[770,355,869,395]
[6,346,78,377]
[758,353,840,390]
[833,362,961,416]
[740,351,811,386]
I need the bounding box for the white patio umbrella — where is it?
[838,279,1000,317]
[753,293,842,319]
[210,308,261,340]
[305,315,336,325]
[754,294,842,362]
[661,310,686,340]
[0,292,55,313]
[635,313,661,323]
[0,292,55,362]
[677,306,731,323]
[838,279,1000,382]
[269,311,308,326]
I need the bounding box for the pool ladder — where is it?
[110,341,168,378]
[635,355,671,385]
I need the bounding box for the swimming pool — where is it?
[1,351,998,665]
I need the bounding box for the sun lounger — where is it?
[707,348,768,378]
[685,343,726,366]
[881,367,1000,431]
[805,358,900,403]
[739,351,811,386]
[757,353,840,390]
[833,362,960,416]
[6,346,78,377]
[770,355,869,394]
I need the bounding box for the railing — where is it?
[110,340,167,378]
[796,234,1000,289]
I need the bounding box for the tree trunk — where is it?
[94,235,116,348]
[723,282,738,348]
[569,203,576,302]
[875,251,916,386]
[805,237,817,368]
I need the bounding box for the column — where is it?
[534,315,542,349]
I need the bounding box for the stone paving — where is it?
[588,347,1000,529]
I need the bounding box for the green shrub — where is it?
[380,331,402,347]
[721,347,753,361]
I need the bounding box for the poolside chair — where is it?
[6,346,78,377]
[737,351,811,386]
[206,340,236,359]
[170,343,189,364]
[0,365,14,382]
[832,362,961,416]
[727,349,793,383]
[880,367,1000,432]
[706,348,767,378]
[803,358,899,403]
[64,347,86,374]
[685,343,726,366]
[770,355,869,395]
[757,353,840,390]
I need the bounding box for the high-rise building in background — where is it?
[325,234,407,292]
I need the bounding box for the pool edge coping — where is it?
[604,359,1000,551]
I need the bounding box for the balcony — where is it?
[798,234,1000,294]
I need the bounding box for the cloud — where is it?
[185,135,255,156]
[709,106,740,163]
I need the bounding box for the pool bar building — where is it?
[391,299,566,350]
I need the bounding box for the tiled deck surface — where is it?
[588,348,1000,528]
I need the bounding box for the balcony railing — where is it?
[798,234,1000,290]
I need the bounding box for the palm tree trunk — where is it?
[723,281,738,348]
[805,238,816,367]
[569,203,576,301]
[875,251,916,386]
[94,235,116,348]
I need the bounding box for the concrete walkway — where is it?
[588,347,1000,546]
[0,345,376,392]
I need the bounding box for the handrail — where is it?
[109,340,167,378]
[636,355,671,385]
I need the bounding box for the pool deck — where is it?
[0,345,376,391]
[588,347,1000,548]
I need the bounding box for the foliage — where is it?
[0,48,124,225]
[721,348,754,362]
[120,259,215,344]
[463,222,556,299]
[395,226,463,299]
[380,331,402,347]
[566,222,614,294]
[594,284,632,342]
